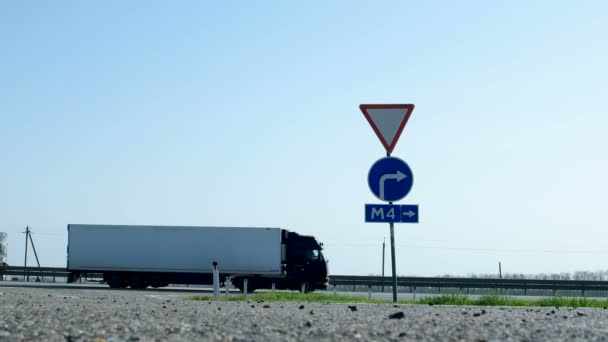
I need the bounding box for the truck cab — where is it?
[231,230,328,293]
[283,230,328,292]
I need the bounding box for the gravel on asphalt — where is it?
[2,284,608,341]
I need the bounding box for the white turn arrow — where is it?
[379,170,407,201]
[403,210,416,218]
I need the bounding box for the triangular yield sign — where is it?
[360,104,415,154]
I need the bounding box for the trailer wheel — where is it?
[106,273,126,289]
[148,274,164,288]
[128,273,148,289]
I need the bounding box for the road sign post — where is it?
[389,211,397,302]
[360,104,418,303]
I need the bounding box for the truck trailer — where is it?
[67,224,328,292]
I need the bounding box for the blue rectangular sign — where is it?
[365,204,401,223]
[365,204,419,223]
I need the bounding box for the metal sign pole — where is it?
[387,149,398,303]
[381,237,385,293]
[389,208,397,302]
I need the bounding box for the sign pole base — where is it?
[390,214,397,302]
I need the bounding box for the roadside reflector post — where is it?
[271,282,275,292]
[368,285,372,300]
[225,276,231,295]
[301,282,306,294]
[212,262,220,297]
[244,279,248,299]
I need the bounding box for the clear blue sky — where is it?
[1,1,607,276]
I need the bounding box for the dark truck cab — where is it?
[232,230,328,293]
[284,230,328,291]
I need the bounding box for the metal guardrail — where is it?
[3,267,608,295]
[329,275,608,295]
[0,266,69,280]
[0,266,101,282]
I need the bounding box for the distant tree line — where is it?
[0,232,6,264]
[370,271,608,281]
[371,270,608,281]
[454,270,608,281]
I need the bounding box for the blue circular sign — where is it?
[368,157,413,202]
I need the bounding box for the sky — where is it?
[1,1,607,277]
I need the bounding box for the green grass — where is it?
[416,293,529,307]
[188,291,608,308]
[413,293,608,308]
[534,296,608,308]
[189,292,386,304]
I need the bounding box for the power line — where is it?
[323,242,608,255]
[4,232,64,237]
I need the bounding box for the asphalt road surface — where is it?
[2,282,608,341]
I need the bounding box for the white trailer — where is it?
[68,224,282,274]
[67,224,328,292]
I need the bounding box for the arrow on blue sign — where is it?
[365,204,419,223]
[368,157,414,202]
[400,205,419,222]
[379,171,407,200]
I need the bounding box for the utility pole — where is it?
[23,226,44,282]
[24,226,30,282]
[381,237,385,292]
[28,230,44,282]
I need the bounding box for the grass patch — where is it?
[534,296,608,308]
[417,293,471,306]
[411,294,608,308]
[189,291,608,309]
[415,293,529,307]
[189,292,386,304]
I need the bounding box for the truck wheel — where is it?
[148,274,164,288]
[128,274,148,289]
[106,273,126,289]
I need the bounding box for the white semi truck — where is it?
[67,224,328,292]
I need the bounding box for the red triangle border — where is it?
[360,104,415,154]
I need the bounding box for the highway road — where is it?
[1,282,608,341]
